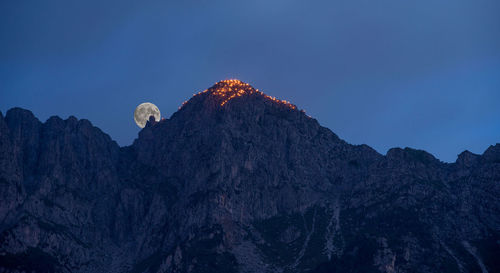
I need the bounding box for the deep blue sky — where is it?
[1,0,499,162]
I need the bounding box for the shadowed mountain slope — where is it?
[0,80,499,273]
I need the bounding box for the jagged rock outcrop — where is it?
[0,80,499,273]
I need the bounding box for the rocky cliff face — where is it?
[0,80,499,273]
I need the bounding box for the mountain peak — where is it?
[2,104,500,272]
[179,79,297,110]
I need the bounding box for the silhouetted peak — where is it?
[45,115,65,128]
[66,115,79,124]
[178,79,297,111]
[4,108,42,142]
[386,147,440,165]
[5,107,39,125]
[456,150,479,166]
[145,115,157,128]
[43,115,94,130]
[482,143,500,163]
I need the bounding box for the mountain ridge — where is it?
[0,81,499,272]
[3,106,497,165]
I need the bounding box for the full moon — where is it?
[134,102,161,128]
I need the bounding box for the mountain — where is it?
[0,80,499,273]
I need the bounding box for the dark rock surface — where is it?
[0,80,499,273]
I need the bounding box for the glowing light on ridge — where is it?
[178,79,297,110]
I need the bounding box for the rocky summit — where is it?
[0,80,499,273]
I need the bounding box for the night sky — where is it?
[1,0,499,162]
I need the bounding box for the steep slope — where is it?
[0,80,499,273]
[0,108,122,272]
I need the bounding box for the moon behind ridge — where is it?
[134,102,161,128]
